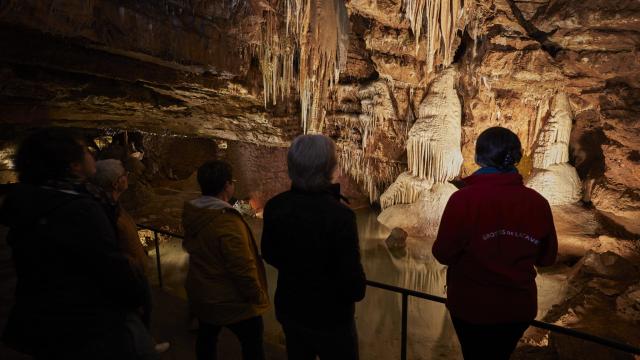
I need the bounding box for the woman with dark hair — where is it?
[432,127,558,360]
[261,134,366,360]
[0,128,146,359]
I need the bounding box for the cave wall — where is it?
[0,0,297,145]
[0,0,638,233]
[324,0,640,235]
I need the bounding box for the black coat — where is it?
[261,184,366,330]
[0,184,145,359]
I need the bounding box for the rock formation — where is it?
[378,68,462,237]
[526,93,582,205]
[0,1,639,358]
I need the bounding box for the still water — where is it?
[146,207,565,359]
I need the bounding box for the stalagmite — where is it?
[407,67,463,184]
[527,93,582,205]
[380,173,433,210]
[379,183,458,237]
[378,68,463,237]
[527,163,582,206]
[533,93,573,169]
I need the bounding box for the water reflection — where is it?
[355,209,462,360]
[146,208,463,359]
[144,205,569,359]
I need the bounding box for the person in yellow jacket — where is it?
[182,160,269,360]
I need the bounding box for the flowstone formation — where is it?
[378,68,462,237]
[333,81,407,202]
[526,93,582,205]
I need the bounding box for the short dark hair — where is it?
[475,127,523,170]
[15,128,87,185]
[197,160,232,196]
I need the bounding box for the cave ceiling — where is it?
[0,0,638,234]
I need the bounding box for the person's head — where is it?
[197,160,234,200]
[14,127,96,185]
[287,134,337,191]
[92,159,129,196]
[475,127,523,170]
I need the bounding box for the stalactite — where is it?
[337,142,404,203]
[259,0,349,133]
[402,0,468,73]
[356,81,397,150]
[259,11,296,107]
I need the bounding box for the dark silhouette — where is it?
[0,128,146,359]
[262,135,366,360]
[433,127,558,360]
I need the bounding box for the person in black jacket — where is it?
[0,128,146,360]
[261,134,366,360]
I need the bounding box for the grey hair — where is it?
[287,134,337,191]
[93,159,126,190]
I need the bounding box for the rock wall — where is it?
[329,0,640,235]
[0,0,296,145]
[0,0,638,233]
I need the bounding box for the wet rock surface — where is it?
[0,1,638,236]
[0,1,639,358]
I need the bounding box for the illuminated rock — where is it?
[378,182,458,237]
[527,93,582,205]
[527,163,582,206]
[378,68,462,236]
[616,283,640,323]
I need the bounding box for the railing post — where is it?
[401,293,408,360]
[154,230,163,289]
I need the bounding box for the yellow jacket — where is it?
[182,197,269,325]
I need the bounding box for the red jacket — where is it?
[432,172,558,324]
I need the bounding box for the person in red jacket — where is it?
[433,127,558,360]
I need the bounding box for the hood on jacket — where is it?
[182,196,237,252]
[0,184,87,229]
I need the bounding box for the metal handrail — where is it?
[136,224,640,358]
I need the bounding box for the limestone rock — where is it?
[532,94,573,170]
[385,228,408,248]
[385,227,408,258]
[616,283,640,323]
[526,163,582,205]
[407,68,463,183]
[379,172,432,210]
[580,251,639,280]
[378,182,457,237]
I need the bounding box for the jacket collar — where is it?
[291,183,350,204]
[473,166,518,175]
[189,195,233,210]
[463,172,524,187]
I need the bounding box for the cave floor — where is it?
[150,288,286,360]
